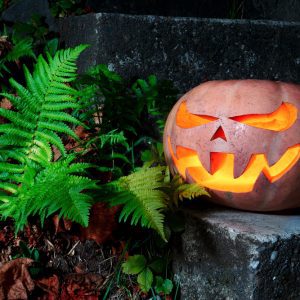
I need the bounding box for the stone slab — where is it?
[172,208,300,300]
[59,13,300,93]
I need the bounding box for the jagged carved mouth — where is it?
[167,137,300,193]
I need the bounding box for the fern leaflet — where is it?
[107,166,168,241]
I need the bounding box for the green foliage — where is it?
[98,129,129,149]
[104,168,209,241]
[49,0,89,17]
[104,166,168,241]
[122,254,173,295]
[14,240,42,277]
[75,64,178,177]
[0,15,59,92]
[122,255,146,275]
[0,30,35,79]
[13,15,49,45]
[141,141,165,166]
[154,276,173,295]
[167,173,210,208]
[138,267,153,292]
[17,240,40,261]
[0,44,97,231]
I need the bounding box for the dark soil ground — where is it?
[0,203,141,299]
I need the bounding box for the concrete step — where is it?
[173,207,300,300]
[59,13,300,93]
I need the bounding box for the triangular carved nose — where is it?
[211,126,227,141]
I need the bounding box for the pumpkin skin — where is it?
[163,80,300,211]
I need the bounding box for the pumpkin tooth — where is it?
[265,146,288,166]
[233,150,253,179]
[197,151,211,174]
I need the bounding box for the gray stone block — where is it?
[173,208,300,300]
[59,13,300,93]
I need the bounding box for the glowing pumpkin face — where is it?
[163,80,300,211]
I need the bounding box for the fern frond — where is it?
[40,111,83,126]
[99,129,129,149]
[0,156,96,231]
[0,162,24,173]
[0,182,18,194]
[26,159,96,227]
[170,174,210,207]
[0,36,35,78]
[0,125,32,140]
[6,38,35,62]
[43,102,80,110]
[109,166,168,240]
[0,108,36,130]
[0,45,98,232]
[39,121,79,140]
[35,131,66,157]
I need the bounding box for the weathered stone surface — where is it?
[173,208,300,300]
[59,13,300,93]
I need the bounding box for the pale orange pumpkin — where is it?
[163,80,300,211]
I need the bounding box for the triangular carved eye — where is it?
[230,102,297,131]
[176,100,218,128]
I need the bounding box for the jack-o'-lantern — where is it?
[163,80,300,211]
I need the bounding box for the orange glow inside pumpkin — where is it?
[176,101,297,131]
[168,137,300,193]
[230,102,297,131]
[176,100,218,128]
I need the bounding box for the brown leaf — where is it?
[0,98,13,124]
[53,215,73,234]
[35,274,60,299]
[0,97,12,110]
[63,219,73,231]
[0,231,6,243]
[61,273,103,299]
[0,258,34,300]
[79,203,119,244]
[52,215,61,234]
[64,126,90,153]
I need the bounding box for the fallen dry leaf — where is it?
[35,274,60,299]
[0,258,34,300]
[61,273,104,299]
[53,215,73,234]
[79,203,119,244]
[0,97,13,124]
[0,97,12,110]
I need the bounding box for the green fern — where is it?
[169,174,210,207]
[107,166,168,241]
[0,32,35,78]
[2,157,97,232]
[98,129,129,149]
[5,37,35,62]
[0,44,96,231]
[0,45,87,162]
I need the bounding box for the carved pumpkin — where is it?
[163,80,300,211]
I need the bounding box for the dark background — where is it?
[85,0,300,21]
